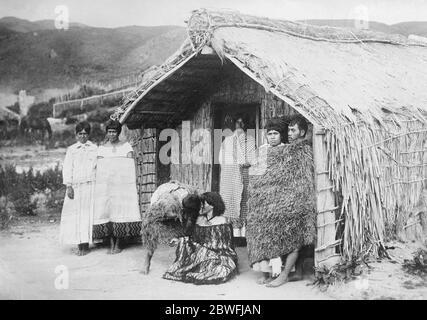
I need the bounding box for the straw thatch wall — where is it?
[122,125,158,217]
[170,100,213,192]
[113,9,427,262]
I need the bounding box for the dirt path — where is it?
[1,220,426,300]
[0,145,328,300]
[0,221,330,300]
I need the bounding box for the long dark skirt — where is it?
[163,223,238,285]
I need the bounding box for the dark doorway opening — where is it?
[211,102,260,193]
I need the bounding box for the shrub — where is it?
[403,249,427,278]
[0,164,64,217]
[87,109,111,123]
[29,163,63,192]
[0,196,14,229]
[45,187,66,211]
[313,257,370,290]
[28,102,53,119]
[65,117,79,125]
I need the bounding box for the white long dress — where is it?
[92,142,142,239]
[59,141,97,245]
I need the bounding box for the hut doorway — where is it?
[211,102,260,193]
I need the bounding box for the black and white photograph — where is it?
[0,0,426,303]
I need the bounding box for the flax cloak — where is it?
[141,181,198,251]
[246,140,316,266]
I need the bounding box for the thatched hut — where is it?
[0,107,20,139]
[0,106,19,122]
[112,9,427,268]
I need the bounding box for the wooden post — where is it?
[255,105,260,148]
[313,126,341,268]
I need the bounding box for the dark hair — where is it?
[265,117,286,143]
[182,194,202,236]
[105,119,122,135]
[223,114,234,130]
[289,116,308,137]
[224,113,250,131]
[182,194,202,214]
[200,192,225,217]
[234,113,249,130]
[75,121,91,134]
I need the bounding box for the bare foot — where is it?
[264,277,274,284]
[140,268,149,275]
[288,272,303,282]
[140,262,150,275]
[140,251,153,275]
[266,274,289,287]
[141,259,150,274]
[112,248,122,254]
[256,274,272,285]
[78,249,90,256]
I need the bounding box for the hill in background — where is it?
[0,17,187,97]
[0,16,88,33]
[300,19,427,37]
[0,16,426,104]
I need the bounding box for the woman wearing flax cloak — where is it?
[92,120,142,254]
[219,114,255,238]
[246,116,316,287]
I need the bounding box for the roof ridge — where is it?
[187,8,427,48]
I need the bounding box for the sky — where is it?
[0,0,427,27]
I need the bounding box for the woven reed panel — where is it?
[138,128,158,216]
[170,101,213,192]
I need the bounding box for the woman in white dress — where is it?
[59,121,97,256]
[93,120,142,254]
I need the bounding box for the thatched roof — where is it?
[112,8,427,128]
[113,9,427,262]
[0,106,19,121]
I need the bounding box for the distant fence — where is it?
[55,74,141,103]
[52,88,135,118]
